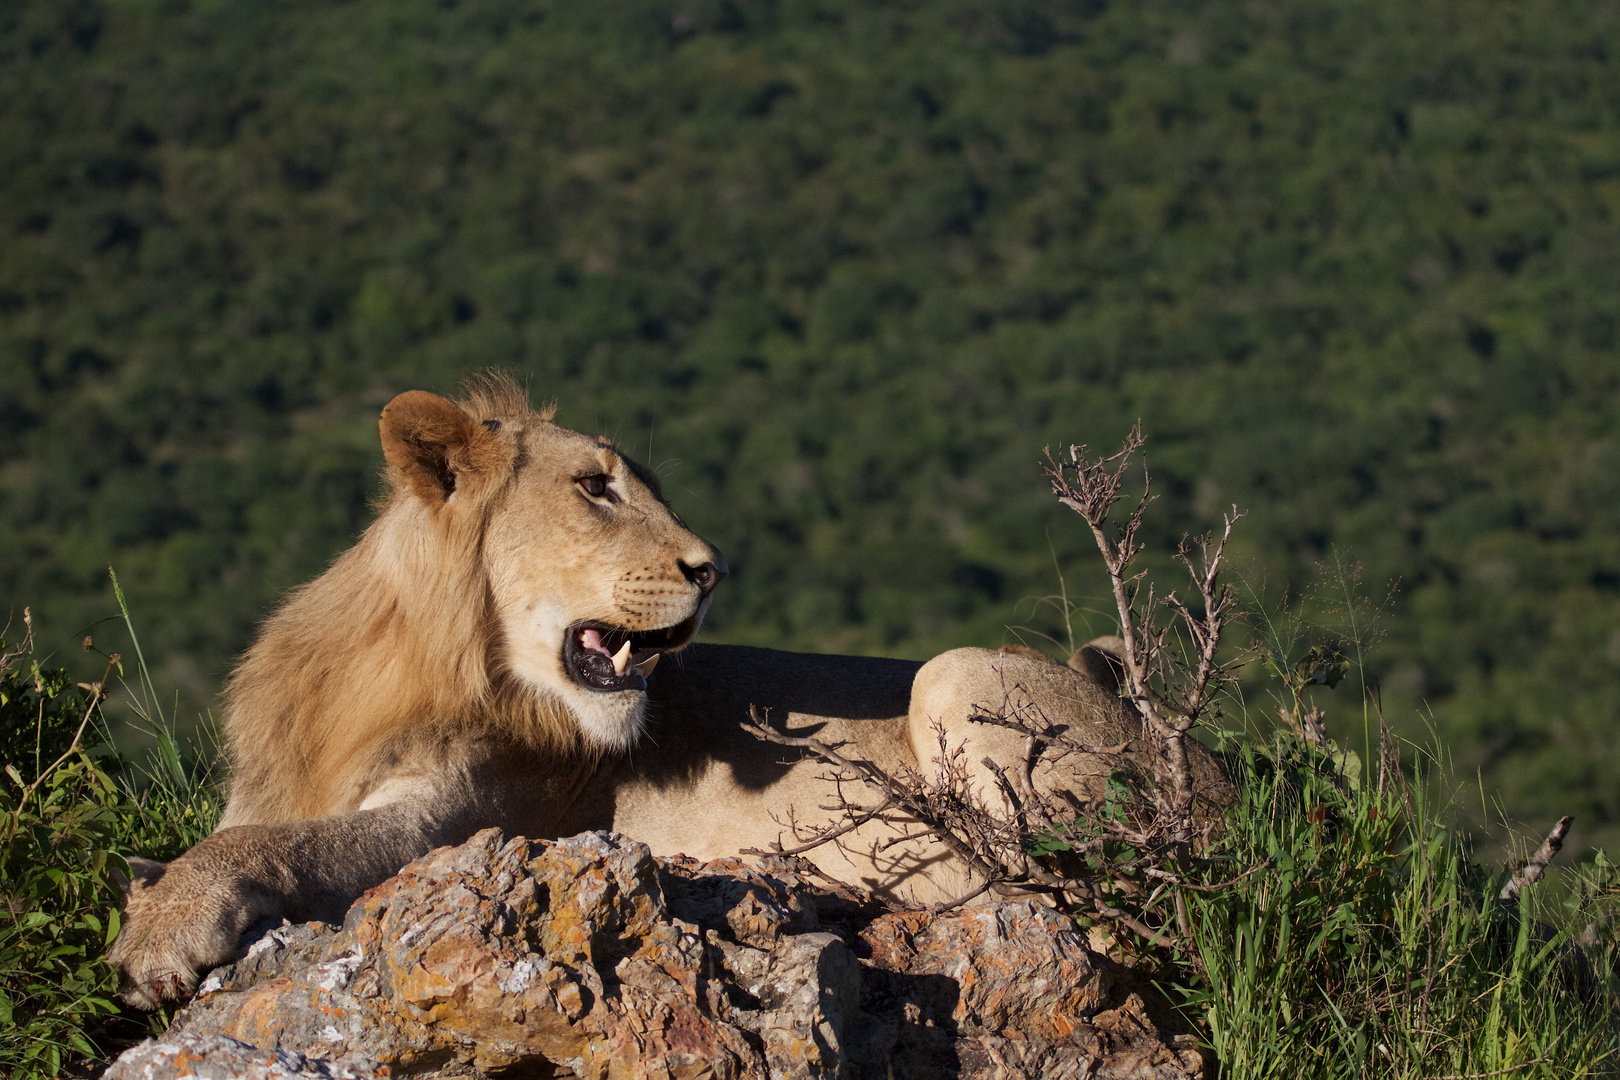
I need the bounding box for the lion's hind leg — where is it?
[906,645,1139,822]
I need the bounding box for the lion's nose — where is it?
[681,555,727,596]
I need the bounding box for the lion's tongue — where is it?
[580,628,636,676]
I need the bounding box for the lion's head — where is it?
[222,375,725,823]
[376,375,727,749]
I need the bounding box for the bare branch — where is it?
[1094,897,1177,950]
[965,708,1130,758]
[12,654,116,809]
[1141,858,1275,892]
[1047,430,1248,850]
[742,711,1012,887]
[747,796,899,857]
[928,878,1001,914]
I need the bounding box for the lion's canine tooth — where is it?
[612,640,632,675]
[636,653,660,676]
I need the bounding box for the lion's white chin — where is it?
[565,688,648,751]
[498,603,653,750]
[508,656,649,750]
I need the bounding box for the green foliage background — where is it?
[3,0,1620,849]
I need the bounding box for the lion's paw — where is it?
[109,852,278,1010]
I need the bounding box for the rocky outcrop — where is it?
[107,830,1204,1080]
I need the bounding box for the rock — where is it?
[859,904,1109,1041]
[852,907,1203,1079]
[103,1032,388,1080]
[106,831,1204,1080]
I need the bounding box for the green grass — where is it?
[1179,728,1620,1078]
[1171,566,1620,1078]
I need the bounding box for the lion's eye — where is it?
[578,474,613,499]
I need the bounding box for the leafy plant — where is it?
[0,614,128,1076]
[0,603,220,1078]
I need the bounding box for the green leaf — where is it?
[1025,832,1073,856]
[1291,646,1351,692]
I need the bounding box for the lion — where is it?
[111,374,1227,1008]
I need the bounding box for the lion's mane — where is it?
[218,375,574,826]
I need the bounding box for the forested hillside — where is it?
[4,0,1619,850]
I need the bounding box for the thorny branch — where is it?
[732,425,1277,950]
[740,706,1184,940]
[1043,423,1244,845]
[752,796,899,858]
[740,710,1026,900]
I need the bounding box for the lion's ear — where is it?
[113,856,166,896]
[380,391,507,505]
[1069,635,1127,694]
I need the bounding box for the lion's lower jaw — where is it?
[555,684,649,751]
[500,634,649,751]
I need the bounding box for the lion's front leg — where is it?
[111,800,456,1009]
[111,830,288,1008]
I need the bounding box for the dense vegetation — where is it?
[0,604,218,1078]
[4,0,1620,858]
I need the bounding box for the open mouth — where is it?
[561,615,699,693]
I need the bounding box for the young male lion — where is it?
[111,375,1224,1008]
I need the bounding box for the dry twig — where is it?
[1499,815,1573,903]
[1043,426,1243,844]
